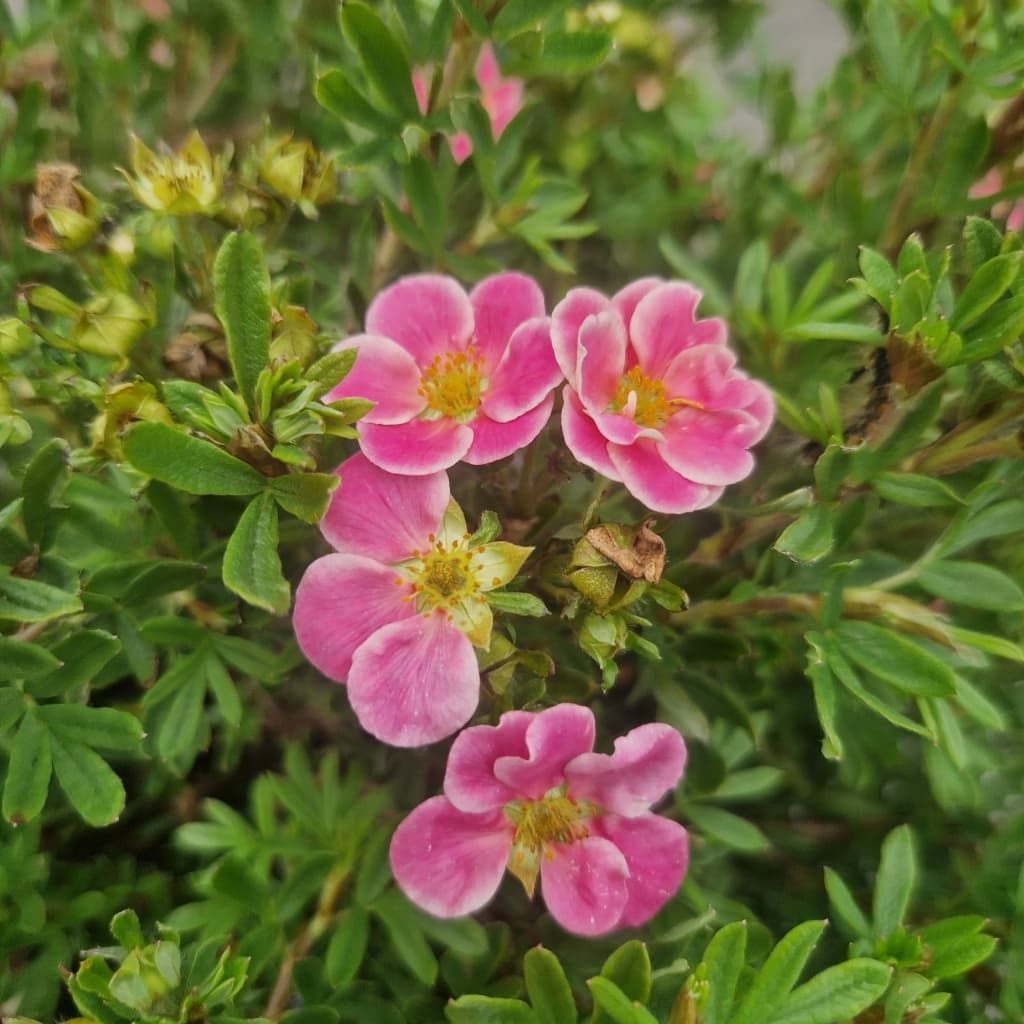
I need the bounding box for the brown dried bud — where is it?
[585,519,665,583]
[27,163,99,252]
[163,312,229,381]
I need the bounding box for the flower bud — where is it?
[73,292,154,359]
[259,134,335,215]
[269,305,318,366]
[27,163,99,252]
[0,318,33,357]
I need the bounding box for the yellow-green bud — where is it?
[122,131,223,215]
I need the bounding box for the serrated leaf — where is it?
[2,713,52,824]
[214,232,271,408]
[124,423,265,495]
[223,492,290,614]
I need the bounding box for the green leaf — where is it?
[0,574,82,622]
[524,947,576,1024]
[270,473,339,523]
[964,216,1003,272]
[339,2,419,119]
[206,655,241,728]
[316,67,397,134]
[534,30,612,74]
[871,472,963,508]
[27,629,121,698]
[698,922,747,1024]
[223,493,290,614]
[587,977,657,1024]
[873,825,916,936]
[155,671,207,763]
[326,906,370,988]
[858,246,899,308]
[950,253,1022,331]
[372,888,438,987]
[446,995,537,1023]
[767,959,891,1024]
[401,155,444,247]
[37,704,143,752]
[782,322,882,344]
[732,920,827,1024]
[486,591,548,617]
[305,347,358,395]
[0,638,61,681]
[124,422,264,495]
[110,908,144,951]
[824,868,872,940]
[50,733,125,826]
[834,621,957,697]
[918,560,1024,610]
[0,688,26,731]
[21,437,70,548]
[806,653,843,760]
[599,940,651,1005]
[774,505,834,564]
[937,499,1024,557]
[213,232,271,409]
[493,0,566,38]
[685,805,770,853]
[2,713,52,824]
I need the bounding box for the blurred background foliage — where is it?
[1,0,1024,1020]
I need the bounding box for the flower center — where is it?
[503,791,595,897]
[418,345,486,420]
[611,365,706,428]
[402,534,481,612]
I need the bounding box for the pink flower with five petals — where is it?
[328,272,561,475]
[553,278,774,514]
[389,704,688,936]
[413,43,524,165]
[293,453,532,747]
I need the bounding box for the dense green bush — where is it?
[1,0,1023,1021]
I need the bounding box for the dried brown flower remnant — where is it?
[585,519,666,583]
[163,312,229,381]
[27,163,98,252]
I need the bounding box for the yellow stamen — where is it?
[417,345,486,420]
[611,366,704,428]
[504,793,595,899]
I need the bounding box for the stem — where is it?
[264,865,349,1019]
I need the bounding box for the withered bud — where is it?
[585,519,666,583]
[27,163,99,252]
[163,312,229,381]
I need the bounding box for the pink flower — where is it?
[969,168,1024,232]
[389,704,688,936]
[413,43,524,165]
[292,453,532,747]
[327,272,561,475]
[552,279,774,514]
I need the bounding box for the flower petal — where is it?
[539,836,629,936]
[551,288,611,385]
[470,273,547,371]
[366,274,473,366]
[593,814,689,928]
[348,610,479,747]
[390,796,514,917]
[293,554,413,682]
[463,395,553,466]
[412,66,431,116]
[320,452,448,561]
[481,318,561,423]
[494,703,596,799]
[630,282,725,378]
[445,711,535,812]
[359,418,474,475]
[607,438,722,514]
[612,277,662,333]
[577,311,628,411]
[659,410,757,486]
[588,410,664,445]
[661,345,739,407]
[326,335,426,425]
[565,723,687,817]
[449,132,473,165]
[561,388,621,481]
